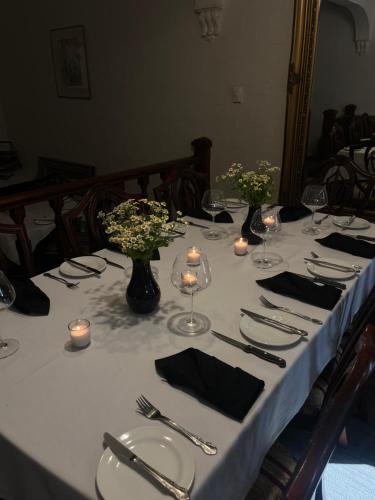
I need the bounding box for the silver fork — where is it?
[136,395,217,455]
[43,272,80,289]
[259,295,323,325]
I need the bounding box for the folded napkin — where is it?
[155,348,264,421]
[10,276,50,316]
[316,233,375,259]
[184,207,233,223]
[256,271,342,310]
[279,204,312,222]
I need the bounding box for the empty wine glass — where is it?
[250,208,282,269]
[0,271,20,359]
[169,249,211,335]
[201,189,227,240]
[301,185,328,235]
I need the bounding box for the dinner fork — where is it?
[43,272,80,289]
[259,296,323,325]
[136,395,217,455]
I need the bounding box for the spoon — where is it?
[310,252,361,272]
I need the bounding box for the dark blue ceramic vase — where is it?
[126,259,160,314]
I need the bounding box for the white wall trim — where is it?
[328,0,371,54]
[194,0,225,41]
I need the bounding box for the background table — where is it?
[0,212,374,500]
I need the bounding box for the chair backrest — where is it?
[364,146,375,176]
[0,220,35,276]
[153,168,205,217]
[285,323,375,500]
[61,183,141,256]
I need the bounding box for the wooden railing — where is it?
[0,137,212,276]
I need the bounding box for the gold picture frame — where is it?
[280,0,321,204]
[51,25,91,99]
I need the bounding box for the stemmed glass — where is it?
[170,248,211,335]
[250,208,282,269]
[301,185,328,235]
[201,189,227,240]
[0,271,20,359]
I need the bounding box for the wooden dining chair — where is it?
[153,167,206,217]
[61,183,142,257]
[0,220,36,276]
[247,323,375,500]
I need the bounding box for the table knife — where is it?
[186,221,210,229]
[103,432,190,500]
[211,330,286,368]
[292,272,346,290]
[304,258,356,273]
[355,235,375,242]
[101,257,125,270]
[64,258,102,275]
[240,309,308,337]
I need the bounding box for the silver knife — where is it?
[103,432,190,500]
[101,257,125,270]
[355,235,375,242]
[240,309,308,337]
[304,258,357,273]
[186,220,210,229]
[65,258,102,276]
[292,272,346,290]
[211,330,286,368]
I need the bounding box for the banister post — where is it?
[191,137,212,191]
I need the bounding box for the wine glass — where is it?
[169,248,211,335]
[301,185,328,235]
[250,209,282,269]
[0,271,20,359]
[201,189,227,240]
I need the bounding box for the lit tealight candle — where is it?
[234,237,248,256]
[263,215,276,227]
[186,246,201,265]
[68,319,91,348]
[181,270,198,287]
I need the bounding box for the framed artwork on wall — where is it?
[51,25,91,99]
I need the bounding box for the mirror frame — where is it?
[279,0,321,204]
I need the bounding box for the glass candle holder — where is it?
[234,237,248,256]
[68,319,91,348]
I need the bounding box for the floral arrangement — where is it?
[98,199,185,261]
[218,161,279,206]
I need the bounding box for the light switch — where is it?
[232,86,244,103]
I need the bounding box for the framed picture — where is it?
[51,25,91,99]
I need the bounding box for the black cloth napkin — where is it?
[256,271,342,310]
[279,204,312,222]
[155,348,264,421]
[10,276,50,316]
[316,233,375,259]
[183,207,233,223]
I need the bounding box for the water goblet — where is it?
[169,249,211,335]
[0,271,20,359]
[250,208,282,269]
[301,185,328,235]
[201,189,227,240]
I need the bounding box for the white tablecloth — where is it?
[0,213,374,500]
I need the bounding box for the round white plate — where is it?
[239,306,302,348]
[307,257,356,280]
[333,216,370,230]
[59,256,106,278]
[96,426,195,500]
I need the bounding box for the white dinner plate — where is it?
[59,256,106,278]
[96,426,195,500]
[307,257,356,281]
[333,216,370,230]
[239,306,302,348]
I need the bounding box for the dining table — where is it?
[0,209,374,500]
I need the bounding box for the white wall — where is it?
[309,1,375,155]
[0,0,294,189]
